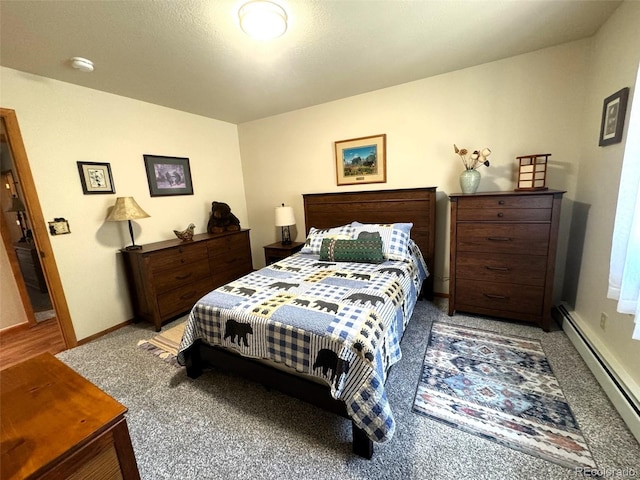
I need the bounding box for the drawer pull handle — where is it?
[497,212,504,218]
[175,272,192,280]
[180,291,196,300]
[483,293,508,300]
[485,266,510,272]
[487,236,512,242]
[498,200,505,205]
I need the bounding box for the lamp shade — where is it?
[106,197,150,221]
[275,205,295,227]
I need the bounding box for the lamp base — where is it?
[125,245,142,250]
[281,226,292,245]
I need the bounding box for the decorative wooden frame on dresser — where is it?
[182,187,436,458]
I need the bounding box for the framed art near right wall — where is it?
[599,87,629,147]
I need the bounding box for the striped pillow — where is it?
[301,225,354,255]
[319,238,385,263]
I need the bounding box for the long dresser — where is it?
[448,190,564,331]
[121,230,252,331]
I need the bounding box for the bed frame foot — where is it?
[352,422,373,459]
[184,343,203,379]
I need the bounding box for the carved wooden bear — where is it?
[207,201,240,234]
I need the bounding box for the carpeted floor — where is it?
[56,299,640,480]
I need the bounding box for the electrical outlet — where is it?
[600,312,608,330]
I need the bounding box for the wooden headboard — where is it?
[302,187,436,299]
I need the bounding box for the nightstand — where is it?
[263,241,304,265]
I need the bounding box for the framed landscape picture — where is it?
[77,161,115,194]
[599,87,629,147]
[143,154,193,197]
[335,134,387,186]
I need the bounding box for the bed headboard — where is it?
[303,187,436,299]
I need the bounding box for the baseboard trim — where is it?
[556,304,640,443]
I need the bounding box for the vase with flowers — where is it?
[454,144,491,194]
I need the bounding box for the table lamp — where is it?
[7,195,28,242]
[275,203,295,245]
[106,197,150,250]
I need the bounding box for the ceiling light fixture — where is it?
[239,1,287,40]
[70,57,94,72]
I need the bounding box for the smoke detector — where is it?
[70,57,94,72]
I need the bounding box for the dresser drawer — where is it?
[207,232,250,256]
[455,279,544,316]
[157,277,212,319]
[457,208,550,222]
[455,251,547,286]
[148,243,208,274]
[456,194,553,210]
[152,261,211,295]
[210,263,253,289]
[457,223,550,255]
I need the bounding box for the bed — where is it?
[177,187,436,458]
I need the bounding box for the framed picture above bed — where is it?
[599,87,629,147]
[335,134,386,186]
[143,154,193,197]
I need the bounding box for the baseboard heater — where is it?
[555,304,640,443]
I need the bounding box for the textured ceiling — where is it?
[0,0,622,124]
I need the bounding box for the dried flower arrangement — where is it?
[454,144,492,170]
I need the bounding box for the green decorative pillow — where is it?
[319,238,385,264]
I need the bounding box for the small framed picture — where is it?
[599,87,629,147]
[143,155,193,197]
[335,134,387,186]
[77,161,115,194]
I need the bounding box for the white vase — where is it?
[460,169,481,194]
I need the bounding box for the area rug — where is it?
[412,322,597,470]
[137,321,185,368]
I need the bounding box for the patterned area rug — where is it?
[413,322,597,470]
[138,321,186,368]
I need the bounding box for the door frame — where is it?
[1,108,77,348]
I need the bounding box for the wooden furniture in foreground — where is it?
[0,353,140,480]
[263,241,304,265]
[183,187,437,458]
[448,190,564,331]
[121,230,253,331]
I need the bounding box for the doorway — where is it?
[0,108,76,363]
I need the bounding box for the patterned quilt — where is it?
[177,240,428,443]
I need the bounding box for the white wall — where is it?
[238,40,590,301]
[569,1,640,389]
[0,67,247,340]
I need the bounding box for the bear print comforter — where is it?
[177,240,428,443]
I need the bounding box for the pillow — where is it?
[350,222,413,262]
[319,238,385,264]
[300,224,355,255]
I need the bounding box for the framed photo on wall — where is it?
[599,87,629,147]
[77,161,115,194]
[335,134,387,186]
[143,154,193,197]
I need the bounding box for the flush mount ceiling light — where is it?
[238,0,288,40]
[70,57,94,72]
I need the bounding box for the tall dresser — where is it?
[121,230,253,331]
[448,190,564,331]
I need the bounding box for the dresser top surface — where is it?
[449,189,565,199]
[120,229,250,255]
[0,353,126,479]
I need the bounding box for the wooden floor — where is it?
[0,318,66,370]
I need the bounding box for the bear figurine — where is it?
[207,201,241,234]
